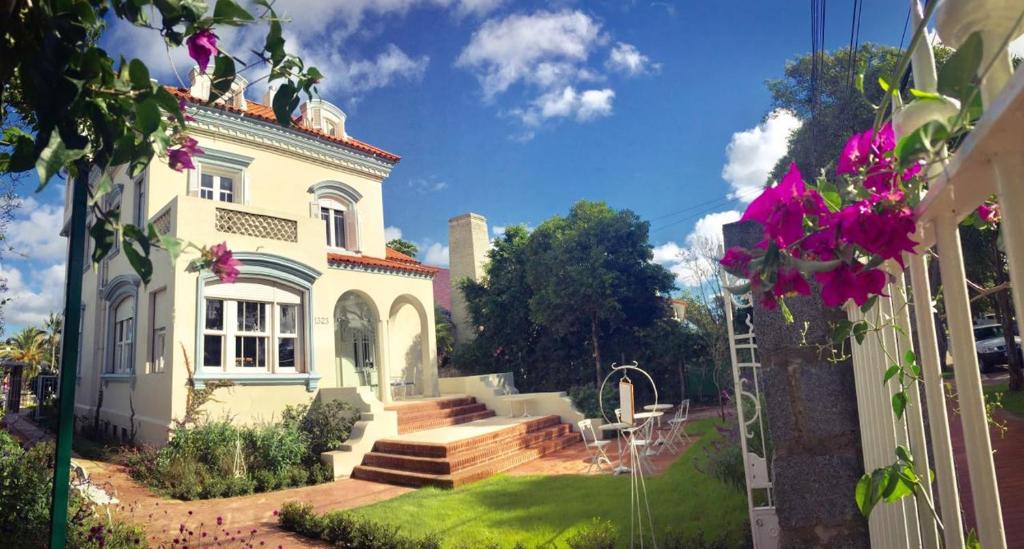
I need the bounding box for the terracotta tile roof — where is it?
[328,248,439,277]
[167,87,401,163]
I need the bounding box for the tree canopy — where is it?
[387,238,419,258]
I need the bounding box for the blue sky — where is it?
[2,0,956,332]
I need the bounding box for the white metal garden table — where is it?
[599,422,632,475]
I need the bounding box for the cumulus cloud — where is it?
[295,41,429,98]
[516,86,615,126]
[422,242,450,267]
[384,226,404,241]
[1,263,66,329]
[8,197,66,263]
[606,42,658,76]
[721,109,802,203]
[653,210,741,288]
[408,178,449,193]
[457,10,604,97]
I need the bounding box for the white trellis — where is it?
[848,1,1020,548]
[723,281,779,549]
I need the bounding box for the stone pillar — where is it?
[448,213,489,346]
[376,318,391,403]
[723,220,869,548]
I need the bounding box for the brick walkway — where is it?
[949,406,1024,548]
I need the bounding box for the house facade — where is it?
[69,73,439,446]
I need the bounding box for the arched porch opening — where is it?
[388,295,433,398]
[334,291,382,397]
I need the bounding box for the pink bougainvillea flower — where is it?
[978,203,1001,224]
[795,227,838,261]
[741,163,826,247]
[719,246,753,277]
[814,262,888,307]
[209,242,241,283]
[186,29,219,73]
[772,268,811,299]
[168,137,203,172]
[836,199,917,265]
[178,99,195,122]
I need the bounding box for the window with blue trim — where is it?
[202,280,304,373]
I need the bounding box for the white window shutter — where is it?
[347,208,359,251]
[187,168,199,197]
[310,201,320,218]
[242,171,251,205]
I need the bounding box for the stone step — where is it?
[375,415,563,458]
[362,423,574,475]
[396,409,497,435]
[384,396,476,414]
[352,432,579,488]
[396,402,488,425]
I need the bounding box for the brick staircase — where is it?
[351,397,578,488]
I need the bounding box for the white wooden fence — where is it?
[849,1,1022,548]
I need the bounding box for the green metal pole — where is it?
[49,164,89,548]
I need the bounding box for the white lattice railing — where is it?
[850,2,1023,548]
[214,207,298,242]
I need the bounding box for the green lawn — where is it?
[984,382,1024,418]
[347,418,748,548]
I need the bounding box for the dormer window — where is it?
[200,169,237,203]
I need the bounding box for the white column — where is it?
[376,318,391,403]
[934,213,1006,548]
[908,252,965,548]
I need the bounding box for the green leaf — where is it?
[878,76,891,93]
[264,19,286,66]
[789,256,841,273]
[272,82,299,126]
[892,391,908,419]
[883,365,900,385]
[210,55,236,102]
[966,529,981,549]
[150,223,184,263]
[904,350,916,365]
[908,88,942,100]
[859,295,878,314]
[895,445,912,464]
[128,59,151,90]
[89,174,114,205]
[154,87,184,123]
[855,474,874,517]
[853,322,869,345]
[89,217,116,265]
[832,320,854,344]
[134,97,161,134]
[0,127,37,172]
[213,0,255,23]
[122,224,153,283]
[882,472,914,502]
[817,179,842,213]
[854,73,865,95]
[938,31,983,103]
[779,298,794,325]
[36,132,87,190]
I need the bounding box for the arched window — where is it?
[110,296,135,374]
[309,181,362,252]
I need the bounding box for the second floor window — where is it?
[200,171,236,202]
[109,297,135,374]
[321,205,346,249]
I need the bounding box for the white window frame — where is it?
[149,288,167,374]
[109,297,135,374]
[133,171,147,228]
[201,281,304,374]
[318,196,356,251]
[199,165,240,203]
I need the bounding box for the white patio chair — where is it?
[663,399,691,452]
[578,420,612,473]
[625,420,656,474]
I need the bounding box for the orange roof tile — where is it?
[328,249,438,277]
[167,87,400,163]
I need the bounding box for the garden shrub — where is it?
[662,527,748,549]
[281,398,360,458]
[243,422,308,473]
[568,384,619,419]
[565,518,618,549]
[697,421,747,492]
[278,500,441,548]
[0,432,145,548]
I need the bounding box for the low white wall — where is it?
[317,386,398,479]
[439,373,589,432]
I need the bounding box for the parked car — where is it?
[974,323,1022,372]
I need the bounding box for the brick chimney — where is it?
[448,213,489,346]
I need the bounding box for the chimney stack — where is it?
[448,213,489,346]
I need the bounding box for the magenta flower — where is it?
[796,227,838,261]
[814,263,888,307]
[772,268,811,299]
[168,137,203,172]
[209,242,241,283]
[978,203,1000,224]
[741,163,826,248]
[178,99,195,122]
[836,199,917,265]
[719,247,753,277]
[186,29,219,73]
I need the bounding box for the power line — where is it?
[647,186,761,224]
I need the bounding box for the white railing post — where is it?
[889,271,939,549]
[934,212,1006,548]
[907,251,965,548]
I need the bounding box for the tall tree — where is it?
[387,238,419,258]
[525,201,675,388]
[2,327,47,380]
[44,312,62,370]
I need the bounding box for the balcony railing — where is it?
[214,207,298,243]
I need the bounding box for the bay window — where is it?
[201,281,303,373]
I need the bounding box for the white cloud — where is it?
[653,210,741,288]
[457,10,604,98]
[606,42,658,76]
[384,226,404,241]
[8,197,66,263]
[516,86,614,126]
[408,178,449,193]
[422,243,450,267]
[721,109,802,203]
[1,263,66,330]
